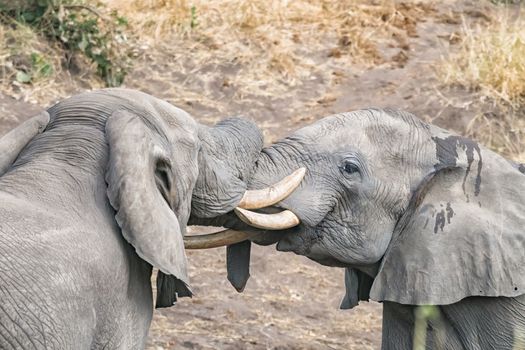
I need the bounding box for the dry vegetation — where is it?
[103,0,429,102]
[1,1,523,163]
[439,11,525,161]
[0,14,105,104]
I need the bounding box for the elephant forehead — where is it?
[273,109,440,189]
[152,101,198,136]
[284,114,367,153]
[292,109,427,149]
[292,111,366,140]
[100,88,199,138]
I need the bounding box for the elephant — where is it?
[0,88,302,349]
[223,108,525,349]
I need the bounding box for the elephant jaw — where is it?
[184,168,305,249]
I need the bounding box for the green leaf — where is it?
[190,6,198,29]
[16,71,32,83]
[40,63,53,77]
[21,11,36,23]
[116,15,128,26]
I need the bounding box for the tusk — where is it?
[238,167,306,209]
[184,229,253,249]
[234,207,300,230]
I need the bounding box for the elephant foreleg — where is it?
[382,302,415,350]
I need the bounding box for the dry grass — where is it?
[439,12,525,162]
[0,0,433,109]
[440,14,525,107]
[103,0,426,98]
[465,111,524,162]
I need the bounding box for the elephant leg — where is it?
[0,111,49,175]
[382,302,465,350]
[384,297,524,350]
[440,295,525,350]
[382,302,414,350]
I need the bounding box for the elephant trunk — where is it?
[233,148,304,229]
[191,118,264,219]
[185,135,305,249]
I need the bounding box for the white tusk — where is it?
[238,168,306,209]
[234,207,300,230]
[184,228,253,249]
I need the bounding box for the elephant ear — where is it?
[105,110,191,305]
[0,111,49,176]
[370,134,525,305]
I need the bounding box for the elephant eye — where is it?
[342,161,360,175]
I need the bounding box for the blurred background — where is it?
[0,0,523,348]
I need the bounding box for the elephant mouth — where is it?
[276,226,349,268]
[183,168,305,249]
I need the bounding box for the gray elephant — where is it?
[0,88,295,349]
[226,109,525,349]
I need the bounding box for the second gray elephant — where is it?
[0,89,264,349]
[229,109,525,349]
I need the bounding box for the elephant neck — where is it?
[0,123,110,214]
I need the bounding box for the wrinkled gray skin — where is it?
[242,109,525,349]
[0,88,263,349]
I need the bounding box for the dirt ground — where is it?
[0,1,522,349]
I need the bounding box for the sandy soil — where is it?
[0,1,516,349]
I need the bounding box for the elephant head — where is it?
[106,112,266,306]
[98,90,277,306]
[236,108,525,307]
[0,88,305,307]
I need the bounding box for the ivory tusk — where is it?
[184,229,253,249]
[238,167,306,209]
[234,207,300,230]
